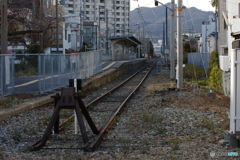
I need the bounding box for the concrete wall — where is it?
[82,59,146,91]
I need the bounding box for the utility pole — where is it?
[176,0,183,88]
[1,0,7,55]
[166,7,168,50]
[98,7,101,49]
[205,23,208,53]
[163,22,165,62]
[215,4,218,51]
[80,3,83,49]
[155,0,176,78]
[1,0,7,93]
[56,0,59,53]
[143,26,145,55]
[170,0,176,79]
[106,9,109,50]
[165,7,169,68]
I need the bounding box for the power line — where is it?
[136,7,153,40]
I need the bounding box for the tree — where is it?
[7,0,59,50]
[211,0,218,7]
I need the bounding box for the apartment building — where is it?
[81,0,130,36]
[56,0,130,50]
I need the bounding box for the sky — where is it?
[130,0,215,12]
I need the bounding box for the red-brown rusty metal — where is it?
[31,87,99,151]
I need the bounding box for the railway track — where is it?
[29,60,157,151]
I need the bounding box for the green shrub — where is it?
[209,50,219,71]
[209,66,222,92]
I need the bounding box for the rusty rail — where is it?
[85,60,157,151]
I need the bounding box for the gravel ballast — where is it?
[0,70,236,160]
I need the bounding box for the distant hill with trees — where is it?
[130,3,214,43]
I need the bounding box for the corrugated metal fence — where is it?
[0,51,102,96]
[187,52,210,69]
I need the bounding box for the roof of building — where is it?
[109,36,141,47]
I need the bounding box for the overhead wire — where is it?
[185,0,209,88]
[183,7,198,85]
[135,0,154,40]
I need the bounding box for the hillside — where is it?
[130,3,214,43]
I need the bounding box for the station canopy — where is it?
[109,36,141,47]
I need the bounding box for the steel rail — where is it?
[85,60,157,151]
[59,60,156,129]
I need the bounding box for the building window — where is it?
[100,0,104,3]
[68,34,71,42]
[71,24,78,28]
[58,34,63,39]
[223,47,228,55]
[84,28,91,34]
[223,18,227,30]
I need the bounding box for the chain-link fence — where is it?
[0,51,102,96]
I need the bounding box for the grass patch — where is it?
[169,139,180,151]
[11,128,22,142]
[183,64,206,80]
[0,94,40,109]
[201,117,215,133]
[185,136,191,141]
[140,138,150,154]
[118,138,130,150]
[141,112,165,133]
[59,110,73,118]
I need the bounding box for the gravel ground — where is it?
[0,69,237,160]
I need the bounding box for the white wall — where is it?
[227,0,240,55]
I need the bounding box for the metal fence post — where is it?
[38,54,41,93]
[51,55,54,90]
[0,55,3,96]
[43,55,46,92]
[58,55,61,87]
[11,54,15,93]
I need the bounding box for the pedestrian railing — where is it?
[0,50,102,96]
